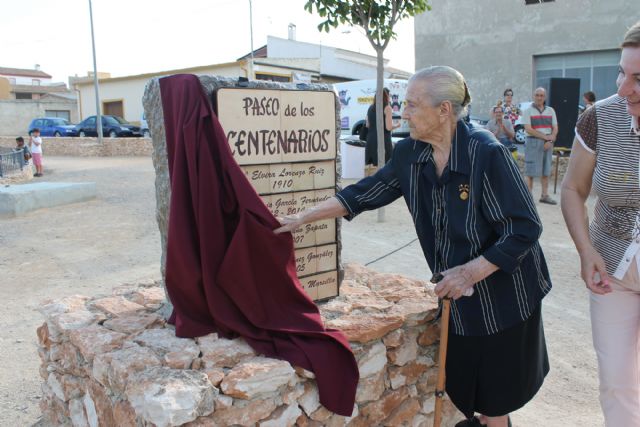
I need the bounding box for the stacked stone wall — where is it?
[0,136,153,157]
[37,264,461,426]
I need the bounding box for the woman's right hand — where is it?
[579,246,612,294]
[274,213,304,234]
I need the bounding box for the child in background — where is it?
[29,128,44,177]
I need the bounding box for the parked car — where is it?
[28,117,78,137]
[75,115,142,138]
[140,112,150,138]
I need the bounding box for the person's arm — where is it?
[524,124,552,141]
[436,144,541,300]
[384,105,394,131]
[275,161,403,233]
[561,137,611,294]
[502,119,515,139]
[274,197,346,234]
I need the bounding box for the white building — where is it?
[72,35,412,125]
[0,65,52,88]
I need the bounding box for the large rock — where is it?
[92,344,162,393]
[220,356,297,399]
[210,396,278,426]
[197,334,256,368]
[103,312,164,334]
[258,404,302,427]
[68,325,127,363]
[125,366,217,427]
[355,370,385,403]
[326,313,404,343]
[90,296,146,317]
[132,328,200,369]
[357,341,387,378]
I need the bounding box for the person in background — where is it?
[276,66,551,427]
[583,91,597,110]
[485,105,516,152]
[561,20,640,426]
[15,136,31,165]
[521,88,558,205]
[501,88,520,126]
[364,88,399,174]
[29,128,44,177]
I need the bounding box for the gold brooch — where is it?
[459,184,470,201]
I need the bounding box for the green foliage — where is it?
[304,0,430,48]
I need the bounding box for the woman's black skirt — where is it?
[445,303,549,418]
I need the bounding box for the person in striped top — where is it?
[561,20,640,426]
[276,66,551,427]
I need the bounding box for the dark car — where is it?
[28,117,78,137]
[75,115,142,138]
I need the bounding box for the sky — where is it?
[1,0,416,84]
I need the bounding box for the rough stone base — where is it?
[0,182,96,217]
[37,264,462,427]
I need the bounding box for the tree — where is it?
[305,0,430,221]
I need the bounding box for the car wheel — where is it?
[514,127,527,144]
[54,131,62,137]
[79,131,86,137]
[109,130,118,138]
[143,130,151,138]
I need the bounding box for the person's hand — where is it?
[543,141,553,151]
[579,247,612,294]
[274,213,304,234]
[434,264,476,300]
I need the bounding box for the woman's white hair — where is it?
[410,66,472,120]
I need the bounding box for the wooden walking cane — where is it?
[433,297,451,427]
[431,273,474,427]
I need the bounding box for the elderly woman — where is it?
[561,21,640,426]
[276,66,551,427]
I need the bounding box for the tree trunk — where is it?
[375,46,385,222]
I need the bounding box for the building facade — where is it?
[73,36,411,125]
[0,66,77,136]
[414,0,636,118]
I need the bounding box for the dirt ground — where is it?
[0,156,602,426]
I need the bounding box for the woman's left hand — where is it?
[434,264,477,300]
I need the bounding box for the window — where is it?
[15,93,32,99]
[102,100,123,118]
[32,79,40,86]
[255,73,291,82]
[535,50,620,104]
[525,0,554,3]
[45,110,71,121]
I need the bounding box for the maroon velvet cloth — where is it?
[159,74,358,416]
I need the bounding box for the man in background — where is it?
[522,88,558,205]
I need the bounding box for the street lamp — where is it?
[88,0,103,142]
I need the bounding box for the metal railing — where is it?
[0,147,27,177]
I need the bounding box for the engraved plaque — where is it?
[217,88,336,165]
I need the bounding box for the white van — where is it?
[334,79,409,138]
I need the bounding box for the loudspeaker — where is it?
[548,77,580,149]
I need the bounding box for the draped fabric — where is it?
[159,74,358,416]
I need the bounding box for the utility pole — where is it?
[88,0,103,142]
[248,0,254,80]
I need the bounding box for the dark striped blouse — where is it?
[336,120,551,336]
[575,95,640,279]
